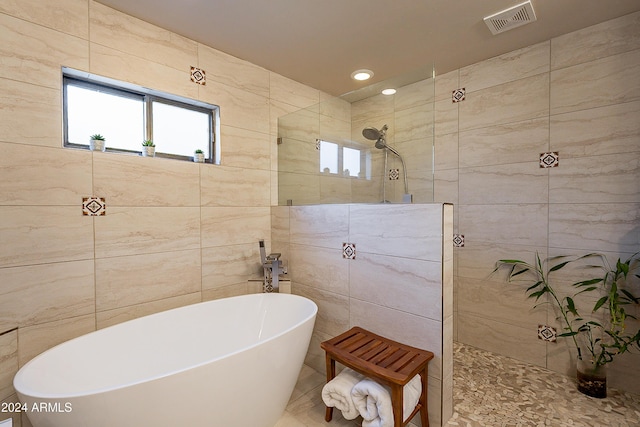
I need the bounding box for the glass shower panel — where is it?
[277,104,320,206]
[277,65,434,205]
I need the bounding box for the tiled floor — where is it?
[279,342,640,427]
[445,343,640,427]
[274,363,363,427]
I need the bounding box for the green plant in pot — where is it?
[494,252,640,398]
[89,134,106,152]
[142,139,155,157]
[193,149,205,163]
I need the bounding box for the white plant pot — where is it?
[142,146,155,157]
[194,152,205,163]
[89,139,106,152]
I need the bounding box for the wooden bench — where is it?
[321,326,434,427]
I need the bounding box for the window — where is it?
[342,147,361,177]
[65,82,145,151]
[151,102,210,157]
[318,139,363,177]
[63,68,219,163]
[319,140,338,174]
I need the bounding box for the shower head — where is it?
[362,124,388,142]
[363,125,389,150]
[362,126,381,141]
[363,123,410,197]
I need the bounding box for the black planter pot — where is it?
[576,357,607,398]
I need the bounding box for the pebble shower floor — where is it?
[446,343,640,427]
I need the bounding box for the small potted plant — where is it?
[193,149,205,163]
[494,252,640,398]
[89,134,106,152]
[141,139,155,157]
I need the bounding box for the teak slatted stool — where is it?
[321,326,434,427]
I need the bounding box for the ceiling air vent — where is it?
[484,1,537,35]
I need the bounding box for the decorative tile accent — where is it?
[315,138,321,150]
[537,325,557,342]
[342,243,356,259]
[453,234,465,247]
[82,196,105,216]
[540,151,559,168]
[389,169,400,180]
[264,280,275,293]
[452,88,466,103]
[190,66,206,85]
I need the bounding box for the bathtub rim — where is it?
[14,292,318,399]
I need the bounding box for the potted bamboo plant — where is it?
[142,139,155,157]
[89,134,106,152]
[494,252,640,398]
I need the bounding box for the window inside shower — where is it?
[319,140,339,174]
[319,140,361,177]
[343,147,361,177]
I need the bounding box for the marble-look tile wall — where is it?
[272,203,454,427]
[278,77,435,205]
[0,1,322,423]
[434,11,640,394]
[351,78,435,204]
[278,95,357,205]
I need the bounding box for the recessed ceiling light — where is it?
[351,69,374,81]
[381,88,396,95]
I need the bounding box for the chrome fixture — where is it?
[259,240,284,292]
[362,124,388,144]
[362,125,412,203]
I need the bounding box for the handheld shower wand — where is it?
[362,125,410,198]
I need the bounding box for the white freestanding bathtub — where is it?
[14,293,317,427]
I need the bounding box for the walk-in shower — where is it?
[276,64,434,205]
[362,125,412,203]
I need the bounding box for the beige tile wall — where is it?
[2,4,638,427]
[273,203,454,427]
[436,11,640,394]
[277,77,435,205]
[0,2,322,422]
[351,78,435,204]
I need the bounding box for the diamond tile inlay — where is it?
[190,66,206,85]
[453,234,465,247]
[389,168,400,180]
[540,151,559,168]
[452,88,466,103]
[342,243,356,259]
[537,325,557,342]
[82,196,105,216]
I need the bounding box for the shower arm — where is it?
[384,144,409,194]
[363,125,409,196]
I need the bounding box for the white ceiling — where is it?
[95,0,640,97]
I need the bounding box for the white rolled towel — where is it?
[351,374,422,427]
[321,367,365,420]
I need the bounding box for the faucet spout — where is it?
[259,240,283,292]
